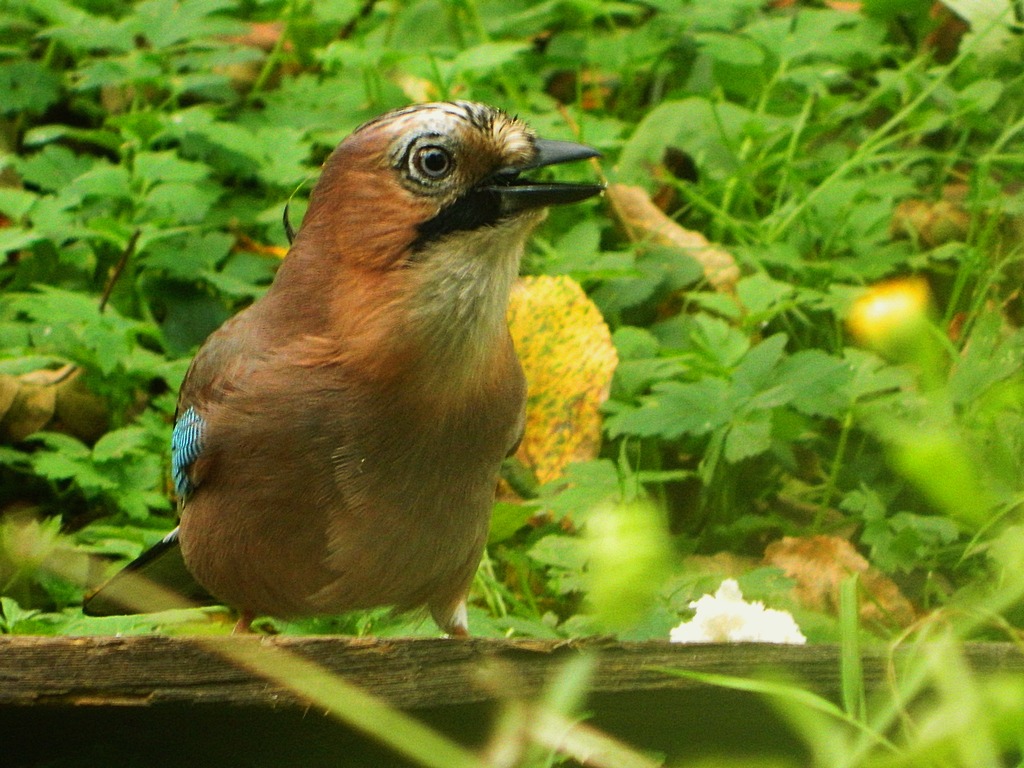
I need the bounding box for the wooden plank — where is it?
[1,636,1022,710]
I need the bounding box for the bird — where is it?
[83,101,603,635]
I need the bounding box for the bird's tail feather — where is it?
[82,528,215,616]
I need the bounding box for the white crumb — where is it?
[669,579,806,644]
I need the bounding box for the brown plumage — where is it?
[83,101,602,634]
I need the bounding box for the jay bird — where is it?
[83,101,603,634]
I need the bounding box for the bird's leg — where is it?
[442,600,470,637]
[232,609,256,634]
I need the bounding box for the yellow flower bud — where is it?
[847,277,932,352]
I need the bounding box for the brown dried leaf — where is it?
[0,379,56,442]
[223,21,285,51]
[0,366,109,443]
[891,198,971,247]
[606,183,740,292]
[507,275,618,484]
[0,373,16,414]
[19,363,76,387]
[54,371,110,443]
[925,4,970,62]
[764,534,917,629]
[547,70,618,111]
[683,552,760,577]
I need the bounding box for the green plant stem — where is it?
[715,57,788,240]
[515,564,541,620]
[205,637,489,768]
[248,0,298,101]
[475,549,509,619]
[839,574,866,722]
[458,0,524,112]
[770,90,816,216]
[766,42,979,241]
[815,410,854,532]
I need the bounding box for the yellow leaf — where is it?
[507,275,617,484]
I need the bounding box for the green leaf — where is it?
[133,151,211,185]
[143,181,222,223]
[0,61,62,114]
[132,0,245,49]
[254,72,373,135]
[724,410,773,462]
[167,108,264,174]
[30,432,91,459]
[736,272,795,317]
[956,79,1003,113]
[45,14,136,54]
[22,124,123,153]
[618,97,775,187]
[532,536,589,573]
[584,499,672,630]
[252,126,312,188]
[9,287,146,378]
[0,446,30,467]
[143,231,234,278]
[844,348,913,402]
[31,444,118,492]
[74,54,163,90]
[201,268,269,299]
[0,227,47,253]
[606,378,734,439]
[695,32,765,67]
[612,326,660,360]
[775,350,853,418]
[0,597,41,633]
[612,357,685,400]
[488,501,533,544]
[92,426,151,462]
[687,315,751,370]
[537,459,623,520]
[949,313,1024,406]
[732,333,788,394]
[750,8,888,65]
[450,41,530,73]
[69,164,132,200]
[0,188,38,220]
[16,145,95,192]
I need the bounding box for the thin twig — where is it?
[339,0,381,40]
[99,229,141,314]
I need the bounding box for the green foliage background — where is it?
[1,0,1023,645]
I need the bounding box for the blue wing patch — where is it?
[171,406,205,498]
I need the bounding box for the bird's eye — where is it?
[412,145,454,180]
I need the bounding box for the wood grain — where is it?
[1,637,1022,710]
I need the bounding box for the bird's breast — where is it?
[178,338,526,619]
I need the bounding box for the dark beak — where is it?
[479,138,604,214]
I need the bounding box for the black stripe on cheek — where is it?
[411,188,504,252]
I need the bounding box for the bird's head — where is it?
[296,100,603,271]
[281,102,602,379]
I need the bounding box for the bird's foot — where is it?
[232,610,256,634]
